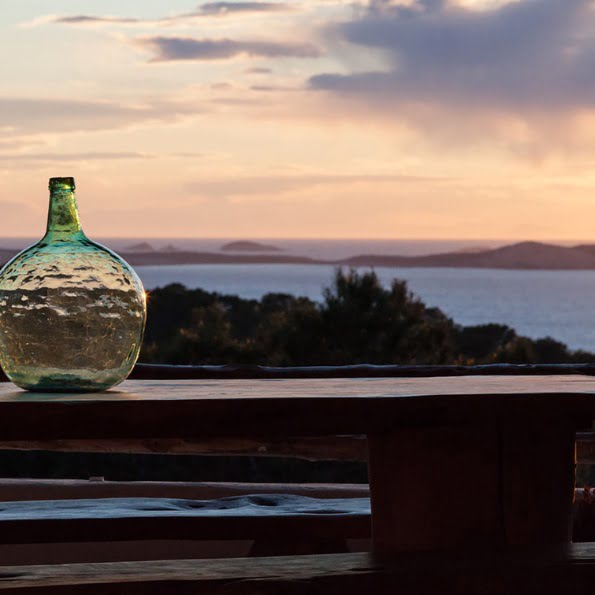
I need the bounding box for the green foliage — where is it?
[455,324,516,362]
[140,269,595,366]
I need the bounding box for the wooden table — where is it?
[0,375,594,554]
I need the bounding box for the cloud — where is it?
[53,15,139,25]
[185,173,442,200]
[245,67,273,74]
[25,3,297,28]
[310,0,595,112]
[197,2,294,16]
[0,152,154,162]
[0,97,205,136]
[137,36,321,61]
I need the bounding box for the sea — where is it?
[2,237,595,352]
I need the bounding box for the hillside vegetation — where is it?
[141,269,593,366]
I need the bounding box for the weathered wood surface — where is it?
[3,546,595,594]
[0,495,371,545]
[0,376,594,442]
[3,432,595,465]
[0,436,368,461]
[2,363,595,385]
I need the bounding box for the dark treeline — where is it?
[141,269,594,366]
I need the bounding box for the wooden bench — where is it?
[2,371,595,592]
[2,546,595,594]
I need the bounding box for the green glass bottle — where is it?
[0,177,146,392]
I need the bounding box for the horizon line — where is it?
[0,236,593,244]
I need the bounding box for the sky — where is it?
[1,0,595,241]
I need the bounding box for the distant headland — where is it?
[3,241,595,270]
[116,241,595,270]
[221,241,282,252]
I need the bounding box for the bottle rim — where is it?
[49,177,76,190]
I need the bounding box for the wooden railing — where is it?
[1,361,595,382]
[128,362,595,379]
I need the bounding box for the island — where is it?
[117,241,595,269]
[126,242,155,252]
[3,241,595,270]
[221,241,282,253]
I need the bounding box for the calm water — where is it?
[136,265,595,352]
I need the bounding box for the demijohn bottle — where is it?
[0,177,146,391]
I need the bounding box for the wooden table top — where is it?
[0,376,594,440]
[3,375,595,401]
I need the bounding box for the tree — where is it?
[318,269,456,364]
[455,324,517,363]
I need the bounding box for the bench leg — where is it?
[367,422,577,554]
[368,425,502,553]
[500,421,576,545]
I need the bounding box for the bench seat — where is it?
[0,495,371,545]
[2,546,595,594]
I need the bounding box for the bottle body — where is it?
[0,178,146,392]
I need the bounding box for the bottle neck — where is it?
[45,186,82,239]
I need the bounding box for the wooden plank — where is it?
[0,480,370,502]
[0,496,371,545]
[3,430,591,465]
[2,546,595,594]
[128,362,595,380]
[0,436,368,460]
[368,425,502,553]
[0,553,385,594]
[2,363,595,384]
[0,376,593,442]
[4,375,595,400]
[0,429,591,465]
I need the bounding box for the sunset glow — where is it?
[2,0,595,241]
